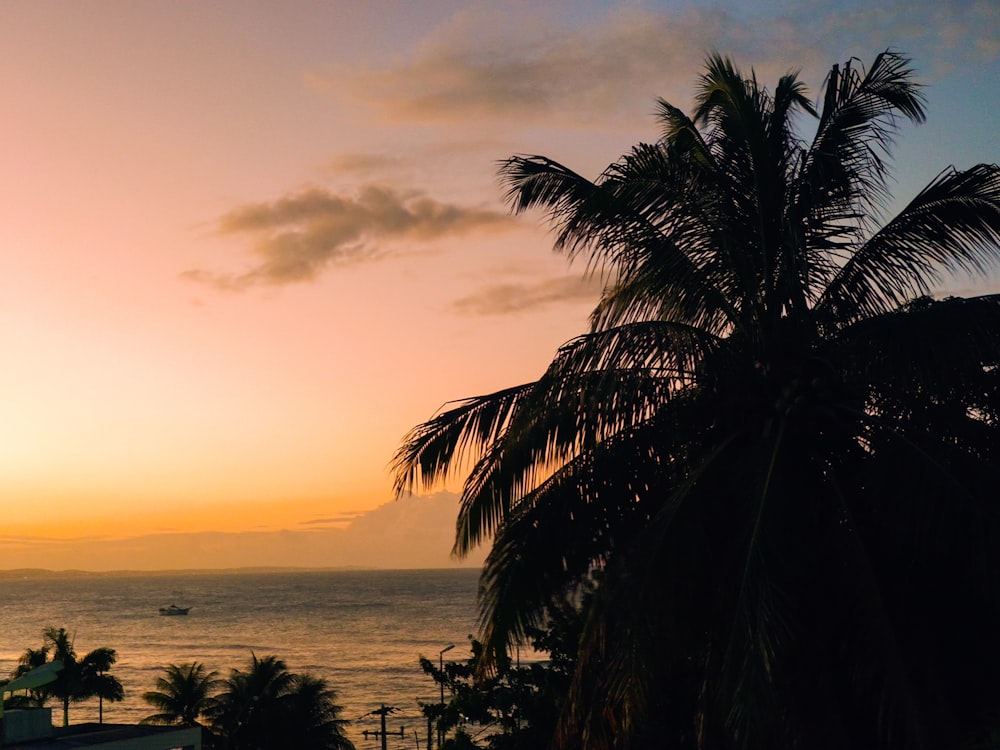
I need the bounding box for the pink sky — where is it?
[1,1,997,568]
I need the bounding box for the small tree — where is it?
[9,646,51,709]
[209,653,353,750]
[81,647,125,723]
[13,627,124,726]
[421,599,581,749]
[142,662,222,727]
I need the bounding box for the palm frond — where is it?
[392,383,536,496]
[686,54,827,332]
[139,712,182,726]
[817,165,1000,324]
[454,367,673,555]
[447,323,721,555]
[655,98,714,169]
[798,51,926,234]
[500,153,741,334]
[475,409,690,660]
[549,321,723,387]
[557,427,747,748]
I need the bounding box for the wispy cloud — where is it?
[298,513,366,528]
[325,153,406,176]
[185,184,513,289]
[326,7,820,127]
[451,274,603,316]
[0,534,109,546]
[326,2,998,127]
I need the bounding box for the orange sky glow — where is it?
[1,0,997,569]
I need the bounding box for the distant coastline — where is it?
[0,565,482,580]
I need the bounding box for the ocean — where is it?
[0,568,482,748]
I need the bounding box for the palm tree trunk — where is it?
[63,696,69,727]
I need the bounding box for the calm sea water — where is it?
[0,568,481,748]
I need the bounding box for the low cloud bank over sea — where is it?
[0,492,484,571]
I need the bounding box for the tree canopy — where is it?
[11,627,124,727]
[421,596,583,750]
[207,653,353,750]
[394,51,1000,749]
[141,661,222,727]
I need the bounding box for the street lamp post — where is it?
[438,644,455,748]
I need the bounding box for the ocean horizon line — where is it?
[0,565,482,580]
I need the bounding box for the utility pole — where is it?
[438,644,454,748]
[367,704,401,750]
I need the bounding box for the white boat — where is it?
[159,604,190,616]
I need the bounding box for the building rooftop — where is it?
[4,721,200,750]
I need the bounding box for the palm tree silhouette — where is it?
[394,51,1000,749]
[9,646,52,709]
[210,654,353,750]
[80,647,124,724]
[280,673,353,750]
[14,628,124,727]
[142,661,222,727]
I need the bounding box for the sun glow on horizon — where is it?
[0,490,374,541]
[1,1,996,568]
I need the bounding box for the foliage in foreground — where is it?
[143,654,353,750]
[395,50,1000,749]
[141,661,222,727]
[421,597,582,749]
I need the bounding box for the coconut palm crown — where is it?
[394,51,1000,749]
[141,661,222,727]
[210,654,353,750]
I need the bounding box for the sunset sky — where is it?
[1,1,997,569]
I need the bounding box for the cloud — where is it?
[0,533,109,546]
[325,2,998,128]
[452,274,603,316]
[0,493,484,572]
[325,7,822,127]
[185,184,513,289]
[299,513,366,528]
[325,153,406,176]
